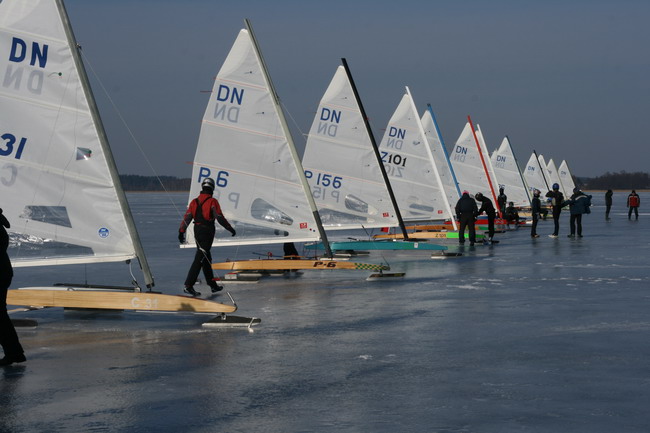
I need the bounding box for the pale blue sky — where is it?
[67,0,650,178]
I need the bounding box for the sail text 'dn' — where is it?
[9,37,48,68]
[213,84,243,122]
[3,37,49,95]
[495,154,507,169]
[453,146,467,162]
[386,127,405,150]
[317,108,340,137]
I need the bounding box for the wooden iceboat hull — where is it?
[212,259,388,271]
[7,288,237,314]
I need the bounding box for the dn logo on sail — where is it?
[4,37,49,95]
[213,84,243,123]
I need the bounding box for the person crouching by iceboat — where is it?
[475,192,497,244]
[179,178,236,296]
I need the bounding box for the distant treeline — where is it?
[120,175,190,191]
[580,171,650,190]
[118,171,649,192]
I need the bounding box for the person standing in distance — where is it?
[454,191,478,246]
[475,192,497,244]
[545,183,565,238]
[605,189,613,220]
[497,187,507,216]
[0,208,26,366]
[179,178,235,296]
[627,190,640,220]
[566,187,592,238]
[530,189,542,238]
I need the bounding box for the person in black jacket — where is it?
[1,208,26,366]
[530,189,542,238]
[605,189,613,220]
[454,191,478,246]
[475,192,497,243]
[545,183,565,237]
[497,187,507,216]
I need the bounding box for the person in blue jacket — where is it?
[565,187,592,238]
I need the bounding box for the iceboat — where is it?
[301,62,448,252]
[184,21,389,275]
[2,0,243,320]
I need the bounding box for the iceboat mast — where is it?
[244,19,333,258]
[340,58,409,240]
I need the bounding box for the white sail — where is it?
[522,152,548,195]
[490,137,530,207]
[186,28,321,247]
[372,89,453,223]
[301,66,399,230]
[1,0,149,278]
[537,154,550,190]
[546,158,564,194]
[421,109,461,207]
[449,122,493,197]
[558,160,576,193]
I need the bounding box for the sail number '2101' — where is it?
[0,133,27,159]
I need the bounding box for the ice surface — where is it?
[3,191,650,432]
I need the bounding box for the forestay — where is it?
[1,0,144,268]
[490,137,530,207]
[187,29,320,246]
[301,66,399,230]
[376,89,453,223]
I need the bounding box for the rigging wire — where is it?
[79,50,184,218]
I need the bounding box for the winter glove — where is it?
[178,231,186,244]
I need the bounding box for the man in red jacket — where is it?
[627,190,640,220]
[179,178,236,296]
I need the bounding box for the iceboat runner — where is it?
[2,0,248,323]
[185,22,389,276]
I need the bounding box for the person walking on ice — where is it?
[179,178,236,296]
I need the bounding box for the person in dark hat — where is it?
[530,189,542,238]
[0,208,26,366]
[454,191,478,246]
[179,178,236,296]
[566,187,592,238]
[545,183,566,237]
[605,189,613,220]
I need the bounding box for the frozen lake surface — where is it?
[3,192,650,432]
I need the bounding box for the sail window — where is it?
[20,206,72,227]
[250,199,293,226]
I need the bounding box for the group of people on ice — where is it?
[453,185,641,245]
